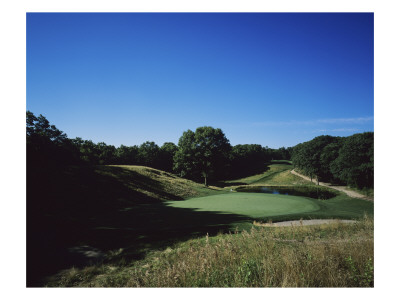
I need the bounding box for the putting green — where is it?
[167,192,320,218]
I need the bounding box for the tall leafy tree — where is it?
[71,138,100,164]
[331,132,374,188]
[138,141,161,168]
[27,111,67,143]
[292,133,374,188]
[173,130,197,178]
[27,111,72,166]
[319,138,344,182]
[264,146,293,161]
[292,135,339,184]
[115,145,139,165]
[174,126,231,185]
[230,144,270,178]
[159,142,178,172]
[96,142,117,165]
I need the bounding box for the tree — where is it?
[292,135,339,184]
[115,145,139,165]
[27,111,72,166]
[138,141,161,168]
[71,138,100,164]
[331,132,374,188]
[173,130,197,178]
[230,144,270,178]
[27,111,67,144]
[159,142,178,172]
[96,142,116,165]
[319,139,344,182]
[173,126,231,185]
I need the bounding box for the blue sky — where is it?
[26,13,374,148]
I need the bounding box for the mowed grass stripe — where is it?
[167,193,320,218]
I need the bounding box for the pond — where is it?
[235,185,337,200]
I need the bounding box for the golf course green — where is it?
[167,192,320,218]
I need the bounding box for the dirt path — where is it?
[254,219,357,227]
[290,170,373,202]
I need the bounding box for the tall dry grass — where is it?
[48,217,373,287]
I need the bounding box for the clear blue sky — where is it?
[26,13,374,148]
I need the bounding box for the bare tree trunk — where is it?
[317,176,319,185]
[204,175,207,187]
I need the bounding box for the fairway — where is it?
[167,192,320,218]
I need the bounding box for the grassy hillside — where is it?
[225,163,312,186]
[27,164,224,286]
[106,165,221,199]
[47,217,373,287]
[28,163,373,287]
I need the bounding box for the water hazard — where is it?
[235,186,337,200]
[259,187,288,195]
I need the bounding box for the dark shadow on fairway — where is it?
[214,181,249,188]
[270,160,292,165]
[27,165,249,287]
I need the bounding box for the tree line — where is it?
[27,111,290,184]
[27,111,373,188]
[291,133,374,189]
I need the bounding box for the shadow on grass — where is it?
[213,166,274,188]
[213,181,249,188]
[270,160,292,165]
[27,165,249,287]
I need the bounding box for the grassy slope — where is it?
[225,163,312,186]
[27,165,225,286]
[29,163,374,287]
[106,165,221,199]
[48,217,374,287]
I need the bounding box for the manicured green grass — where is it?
[225,163,311,186]
[167,193,319,218]
[258,194,373,223]
[167,190,373,224]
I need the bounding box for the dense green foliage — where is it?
[27,111,374,188]
[27,111,178,172]
[27,112,273,179]
[331,133,374,188]
[229,144,271,178]
[292,135,341,184]
[266,146,293,161]
[27,111,81,167]
[173,127,232,185]
[292,133,373,189]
